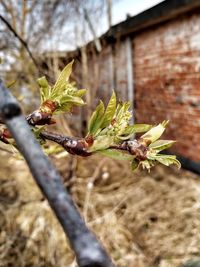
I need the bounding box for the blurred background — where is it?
[1,0,200,266]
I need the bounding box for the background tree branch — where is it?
[0,14,39,69]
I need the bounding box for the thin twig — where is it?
[0,14,39,69]
[0,80,115,267]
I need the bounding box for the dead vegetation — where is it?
[0,151,200,267]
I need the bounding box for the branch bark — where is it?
[40,130,148,160]
[0,80,115,267]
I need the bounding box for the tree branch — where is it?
[40,130,148,161]
[41,130,92,157]
[0,14,39,69]
[0,80,115,267]
[1,109,148,160]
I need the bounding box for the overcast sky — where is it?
[112,0,164,25]
[45,0,165,51]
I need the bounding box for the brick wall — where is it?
[133,12,200,162]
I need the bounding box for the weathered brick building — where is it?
[51,0,200,173]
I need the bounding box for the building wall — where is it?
[78,40,131,107]
[133,12,200,162]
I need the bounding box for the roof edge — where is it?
[106,0,200,39]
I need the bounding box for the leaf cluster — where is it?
[38,61,86,114]
[87,93,180,171]
[87,92,152,152]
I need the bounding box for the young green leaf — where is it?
[88,135,114,152]
[75,89,87,97]
[37,76,51,102]
[88,101,105,135]
[52,60,74,97]
[101,91,116,128]
[140,121,167,144]
[123,124,152,135]
[99,149,133,161]
[37,61,86,115]
[115,102,131,121]
[148,154,181,169]
[60,95,85,106]
[149,140,176,152]
[156,155,181,169]
[117,124,153,140]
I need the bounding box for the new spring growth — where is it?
[0,61,181,172]
[85,91,180,171]
[27,60,86,125]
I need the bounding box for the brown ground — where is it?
[0,150,200,267]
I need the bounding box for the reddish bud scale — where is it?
[111,119,116,126]
[3,128,12,139]
[40,100,58,114]
[85,135,94,146]
[0,129,10,144]
[27,100,58,126]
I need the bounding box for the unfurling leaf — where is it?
[88,101,105,135]
[140,121,168,144]
[38,61,86,115]
[101,91,116,128]
[52,60,73,97]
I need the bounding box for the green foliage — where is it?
[137,124,180,171]
[38,61,86,114]
[149,140,176,152]
[99,149,133,161]
[153,155,181,168]
[88,100,105,135]
[87,93,152,152]
[86,93,180,171]
[140,121,168,144]
[101,91,117,128]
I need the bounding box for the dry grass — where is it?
[0,151,200,267]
